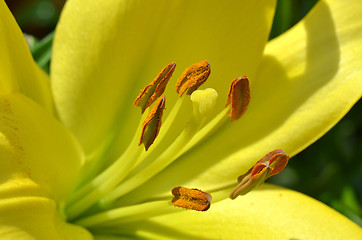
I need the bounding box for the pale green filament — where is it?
[99,89,218,206]
[66,113,148,219]
[75,200,174,228]
[67,147,143,219]
[67,112,147,204]
[66,87,237,223]
[99,119,200,206]
[111,106,232,207]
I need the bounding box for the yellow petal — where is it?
[190,0,362,187]
[136,185,362,240]
[51,0,276,155]
[0,93,83,201]
[0,94,91,238]
[0,181,92,239]
[123,0,362,200]
[0,1,53,112]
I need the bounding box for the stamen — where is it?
[229,149,289,199]
[129,95,187,173]
[134,62,176,113]
[229,162,271,199]
[66,62,255,225]
[225,76,250,121]
[175,60,211,96]
[132,68,213,170]
[264,149,289,177]
[99,89,218,206]
[139,96,166,150]
[172,186,212,211]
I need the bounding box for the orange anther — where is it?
[175,61,211,96]
[139,96,166,150]
[134,63,175,113]
[230,149,289,199]
[225,76,250,121]
[172,186,212,211]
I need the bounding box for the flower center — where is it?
[61,61,286,232]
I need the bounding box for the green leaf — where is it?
[30,31,54,73]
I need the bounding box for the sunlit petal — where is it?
[137,185,362,240]
[0,93,91,238]
[51,0,276,156]
[124,0,362,200]
[0,183,91,239]
[0,94,83,200]
[0,1,53,112]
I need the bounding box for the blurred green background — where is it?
[6,0,361,226]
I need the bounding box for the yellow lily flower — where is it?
[1,0,361,239]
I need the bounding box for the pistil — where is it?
[178,76,250,156]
